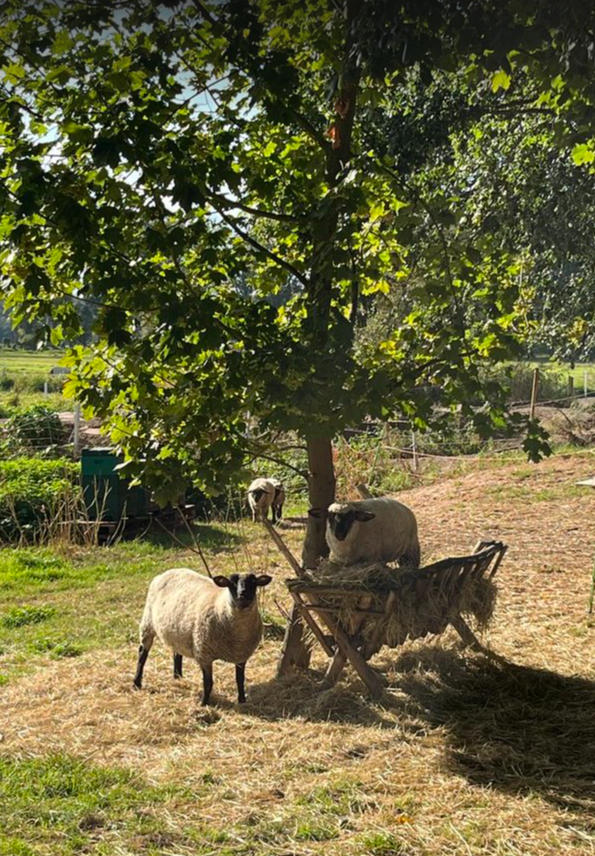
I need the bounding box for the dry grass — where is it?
[1,452,595,854]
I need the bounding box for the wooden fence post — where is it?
[411,429,418,472]
[567,374,574,404]
[73,403,81,456]
[529,368,539,420]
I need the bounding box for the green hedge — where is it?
[0,458,79,542]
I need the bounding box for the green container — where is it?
[81,448,150,521]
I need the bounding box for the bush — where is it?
[28,374,65,393]
[0,370,15,391]
[5,405,65,449]
[0,458,79,543]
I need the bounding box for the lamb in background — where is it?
[247,477,276,522]
[247,476,286,524]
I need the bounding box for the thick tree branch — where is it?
[212,204,311,289]
[283,104,330,151]
[207,189,299,223]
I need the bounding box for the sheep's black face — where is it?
[308,507,376,541]
[328,510,357,542]
[213,572,273,608]
[251,488,267,503]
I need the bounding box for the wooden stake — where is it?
[263,520,314,675]
[529,368,539,421]
[262,519,305,578]
[73,403,81,456]
[276,602,312,675]
[568,374,574,403]
[411,429,418,471]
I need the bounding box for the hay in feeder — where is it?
[302,553,498,650]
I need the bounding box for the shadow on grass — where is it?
[384,646,595,817]
[142,520,243,554]
[245,644,595,817]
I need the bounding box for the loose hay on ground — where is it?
[1,453,595,855]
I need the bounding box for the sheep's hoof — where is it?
[133,679,142,690]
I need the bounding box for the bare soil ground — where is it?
[1,452,595,855]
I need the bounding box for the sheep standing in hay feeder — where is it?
[265,519,507,699]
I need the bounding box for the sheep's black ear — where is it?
[255,574,273,587]
[308,508,325,518]
[212,575,230,588]
[354,510,375,522]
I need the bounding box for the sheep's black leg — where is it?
[236,662,246,703]
[173,653,183,680]
[201,665,213,706]
[133,644,149,689]
[271,506,277,525]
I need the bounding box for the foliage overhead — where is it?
[1,0,595,495]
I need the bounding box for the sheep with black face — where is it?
[247,477,276,522]
[308,497,420,567]
[134,569,272,705]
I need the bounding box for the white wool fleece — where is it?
[139,569,264,667]
[326,497,420,567]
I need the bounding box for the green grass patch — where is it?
[1,605,56,628]
[360,830,405,854]
[0,391,67,417]
[0,753,191,856]
[488,482,589,503]
[0,526,243,683]
[31,638,83,658]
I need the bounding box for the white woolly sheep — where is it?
[308,497,420,567]
[133,569,272,705]
[269,477,286,524]
[247,477,276,522]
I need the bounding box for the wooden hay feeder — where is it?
[267,522,507,699]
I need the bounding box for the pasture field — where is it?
[1,451,595,855]
[0,349,69,415]
[530,361,595,394]
[0,348,64,377]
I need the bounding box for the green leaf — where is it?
[491,70,511,92]
[63,121,93,144]
[47,65,72,85]
[571,143,595,166]
[2,63,26,84]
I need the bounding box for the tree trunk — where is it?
[276,0,362,678]
[302,436,335,568]
[276,435,336,676]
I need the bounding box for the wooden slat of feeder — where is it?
[319,612,385,699]
[287,580,398,595]
[288,590,335,658]
[262,520,306,579]
[488,545,508,579]
[301,604,385,616]
[362,590,398,660]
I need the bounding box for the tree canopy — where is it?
[2,0,595,515]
